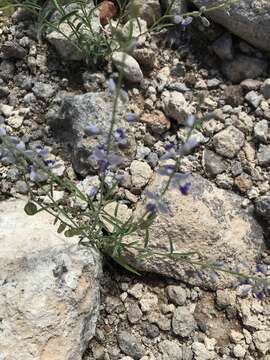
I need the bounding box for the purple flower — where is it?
[36,145,49,157]
[98,159,109,172]
[185,114,195,127]
[145,202,157,214]
[115,128,125,140]
[255,291,265,300]
[158,164,175,176]
[120,89,129,102]
[16,141,26,151]
[173,15,184,24]
[115,174,124,182]
[182,137,198,153]
[179,182,191,195]
[196,270,205,280]
[144,191,169,214]
[44,159,54,167]
[84,125,100,136]
[87,185,98,198]
[127,112,138,123]
[171,172,191,188]
[107,78,116,93]
[255,264,267,275]
[0,127,6,136]
[107,153,122,166]
[173,15,193,27]
[181,16,193,27]
[164,143,174,151]
[29,166,47,182]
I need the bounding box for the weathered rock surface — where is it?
[112,52,144,83]
[191,0,270,52]
[0,199,101,360]
[222,56,267,84]
[48,91,135,176]
[46,4,100,60]
[130,0,161,27]
[123,174,265,289]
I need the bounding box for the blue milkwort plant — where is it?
[0,0,269,296]
[0,0,242,67]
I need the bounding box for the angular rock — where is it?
[0,86,10,98]
[127,303,143,324]
[253,330,270,355]
[112,52,144,83]
[158,340,183,360]
[140,111,170,135]
[130,160,153,189]
[132,47,156,69]
[1,41,27,59]
[162,90,190,123]
[255,196,270,225]
[202,149,227,177]
[0,60,15,81]
[212,33,234,61]
[222,55,267,83]
[172,306,197,337]
[224,85,244,106]
[0,199,101,360]
[139,292,158,312]
[6,111,24,129]
[192,342,214,360]
[122,174,265,289]
[166,285,187,306]
[47,22,84,61]
[191,0,270,52]
[261,79,270,99]
[257,144,270,166]
[254,120,268,143]
[48,91,135,176]
[117,331,145,360]
[32,81,55,100]
[245,90,262,108]
[213,126,245,159]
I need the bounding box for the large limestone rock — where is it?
[190,0,270,52]
[0,199,101,360]
[123,174,265,289]
[48,91,136,176]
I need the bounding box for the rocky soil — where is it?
[0,1,270,359]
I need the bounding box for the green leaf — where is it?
[64,228,81,237]
[144,228,149,248]
[24,202,38,216]
[57,223,66,234]
[59,10,78,24]
[112,256,141,276]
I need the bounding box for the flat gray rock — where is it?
[123,174,265,290]
[49,91,136,176]
[191,0,270,52]
[0,199,102,360]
